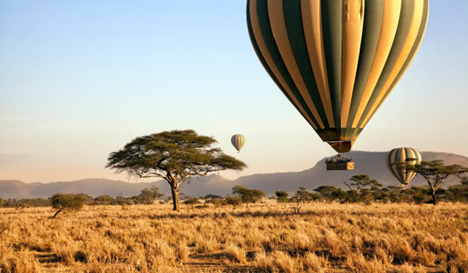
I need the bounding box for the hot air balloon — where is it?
[231,134,246,152]
[246,0,429,153]
[386,147,422,188]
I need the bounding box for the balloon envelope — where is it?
[246,0,429,152]
[386,147,422,186]
[231,134,246,152]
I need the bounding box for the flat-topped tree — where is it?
[232,185,265,206]
[404,160,468,205]
[50,193,88,219]
[106,129,247,211]
[275,191,289,205]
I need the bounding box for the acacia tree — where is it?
[138,186,164,205]
[404,161,468,205]
[50,193,88,219]
[314,186,346,202]
[94,195,115,205]
[445,177,468,202]
[275,191,289,205]
[106,130,247,211]
[294,187,313,203]
[232,185,265,206]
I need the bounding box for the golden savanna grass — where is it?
[1,202,467,273]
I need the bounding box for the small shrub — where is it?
[206,199,222,207]
[224,196,242,207]
[183,198,201,205]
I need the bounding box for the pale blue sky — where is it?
[1,1,467,182]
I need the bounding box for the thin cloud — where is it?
[0,154,29,165]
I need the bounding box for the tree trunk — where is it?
[431,188,438,205]
[171,186,180,211]
[52,208,63,219]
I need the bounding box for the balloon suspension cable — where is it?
[342,150,349,158]
[323,142,335,157]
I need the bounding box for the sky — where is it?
[1,1,467,183]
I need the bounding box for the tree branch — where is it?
[140,173,166,179]
[343,181,352,191]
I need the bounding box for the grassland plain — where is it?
[0,202,467,273]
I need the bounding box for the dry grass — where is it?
[1,202,467,272]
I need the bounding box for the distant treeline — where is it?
[1,176,467,209]
[0,185,164,209]
[279,184,468,205]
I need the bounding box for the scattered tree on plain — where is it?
[403,160,468,205]
[275,191,289,205]
[106,129,247,211]
[204,194,222,199]
[50,193,88,219]
[205,198,223,207]
[224,196,243,207]
[445,177,468,202]
[94,195,115,205]
[183,198,201,205]
[293,187,313,203]
[232,185,265,206]
[137,186,164,205]
[313,186,345,203]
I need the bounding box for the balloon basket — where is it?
[326,162,354,171]
[325,153,354,171]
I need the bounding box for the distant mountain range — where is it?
[1,151,467,199]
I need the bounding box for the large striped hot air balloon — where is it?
[246,0,429,153]
[386,147,422,187]
[231,134,246,152]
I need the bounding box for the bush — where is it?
[94,195,115,205]
[206,199,222,207]
[224,196,242,206]
[204,194,222,199]
[183,198,201,205]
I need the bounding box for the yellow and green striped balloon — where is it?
[231,134,246,153]
[246,0,429,153]
[386,147,422,186]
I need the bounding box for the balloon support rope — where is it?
[323,142,335,157]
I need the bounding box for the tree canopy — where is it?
[232,185,265,205]
[50,193,88,219]
[106,129,247,211]
[137,186,164,205]
[275,191,289,204]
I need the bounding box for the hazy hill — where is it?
[0,151,466,199]
[233,151,468,195]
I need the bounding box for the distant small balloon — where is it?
[386,147,422,187]
[231,134,246,153]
